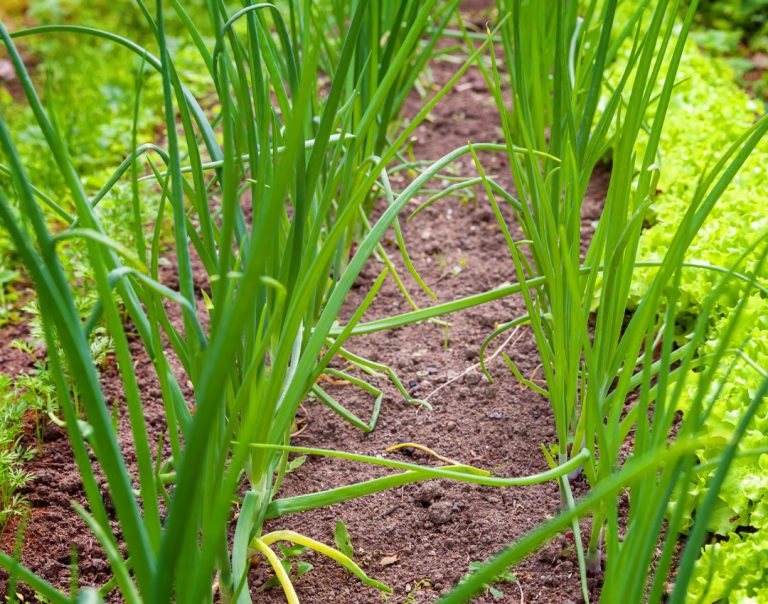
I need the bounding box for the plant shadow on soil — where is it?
[0,45,611,604]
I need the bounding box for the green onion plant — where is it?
[430,0,768,601]
[441,233,768,603]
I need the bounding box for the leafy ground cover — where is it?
[615,22,768,604]
[0,0,208,529]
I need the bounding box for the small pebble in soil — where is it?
[537,549,554,562]
[478,314,497,329]
[445,420,457,432]
[415,483,445,506]
[427,500,455,525]
[487,410,503,420]
[464,371,481,385]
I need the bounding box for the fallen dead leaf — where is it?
[379,554,399,566]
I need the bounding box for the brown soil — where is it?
[0,47,610,604]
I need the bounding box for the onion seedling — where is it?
[439,0,768,600]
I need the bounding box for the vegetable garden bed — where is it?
[1,1,768,603]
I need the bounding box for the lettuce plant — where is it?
[607,4,768,598]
